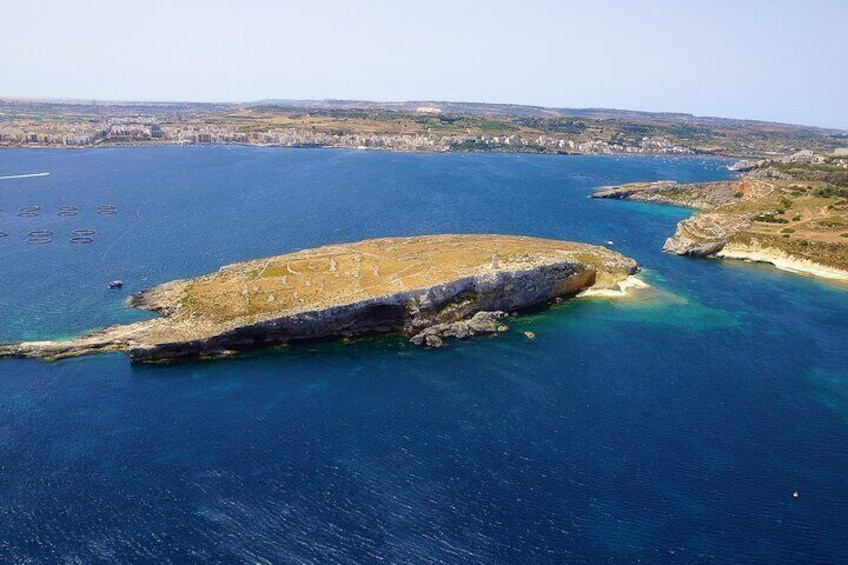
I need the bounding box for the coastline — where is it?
[715,242,848,282]
[0,141,725,157]
[577,274,650,298]
[591,168,848,288]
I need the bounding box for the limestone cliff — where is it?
[662,213,752,256]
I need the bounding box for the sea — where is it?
[0,147,846,563]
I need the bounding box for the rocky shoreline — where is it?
[715,242,848,281]
[592,161,848,284]
[592,180,738,209]
[0,234,639,363]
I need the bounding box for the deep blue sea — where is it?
[0,147,846,563]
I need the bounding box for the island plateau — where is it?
[592,154,848,281]
[0,234,639,363]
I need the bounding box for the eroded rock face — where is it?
[662,213,752,257]
[0,234,639,363]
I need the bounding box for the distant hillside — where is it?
[250,98,844,130]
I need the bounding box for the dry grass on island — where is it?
[170,234,636,323]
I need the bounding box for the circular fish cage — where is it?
[70,236,94,244]
[0,231,8,238]
[27,237,52,245]
[97,205,118,215]
[28,230,54,238]
[72,228,97,236]
[59,206,80,217]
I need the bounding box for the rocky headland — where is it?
[592,180,739,209]
[592,157,848,282]
[0,234,640,363]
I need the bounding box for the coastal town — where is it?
[0,125,686,155]
[0,110,694,154]
[2,98,845,158]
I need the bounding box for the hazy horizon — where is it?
[3,0,846,129]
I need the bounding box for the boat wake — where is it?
[0,172,50,181]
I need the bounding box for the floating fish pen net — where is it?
[17,206,42,218]
[58,206,80,217]
[70,236,94,244]
[28,230,54,238]
[27,237,52,245]
[72,228,97,236]
[97,205,118,215]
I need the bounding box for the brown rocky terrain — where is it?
[0,234,639,363]
[592,180,741,209]
[592,159,848,280]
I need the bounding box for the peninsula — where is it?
[0,234,639,363]
[592,153,848,281]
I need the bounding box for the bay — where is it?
[0,147,846,563]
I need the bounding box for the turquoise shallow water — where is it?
[0,147,846,563]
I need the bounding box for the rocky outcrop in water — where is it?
[409,311,509,348]
[0,234,640,363]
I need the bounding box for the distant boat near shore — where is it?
[0,172,50,181]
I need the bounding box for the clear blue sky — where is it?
[2,0,845,129]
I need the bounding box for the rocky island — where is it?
[592,155,848,281]
[0,234,639,363]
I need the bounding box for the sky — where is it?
[2,0,846,129]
